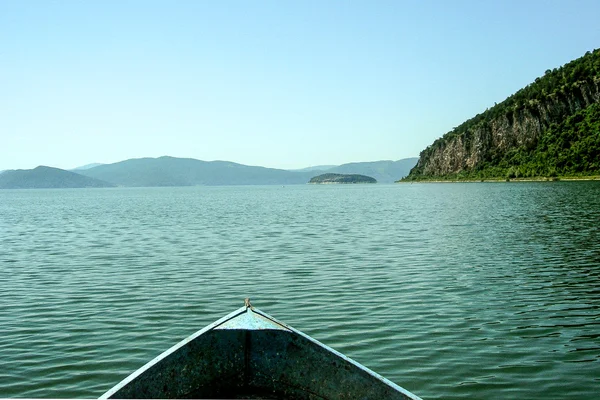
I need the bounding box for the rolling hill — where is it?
[0,157,419,188]
[77,156,418,186]
[0,166,115,189]
[77,156,316,186]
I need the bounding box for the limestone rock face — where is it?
[410,78,600,178]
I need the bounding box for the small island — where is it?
[309,173,377,184]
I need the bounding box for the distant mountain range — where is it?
[290,165,338,172]
[0,166,115,189]
[76,156,316,186]
[71,163,105,170]
[0,156,418,189]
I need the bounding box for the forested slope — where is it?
[405,49,600,180]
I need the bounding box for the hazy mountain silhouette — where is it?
[71,163,105,170]
[290,165,338,172]
[77,156,419,186]
[0,166,115,189]
[1,157,419,188]
[77,156,316,186]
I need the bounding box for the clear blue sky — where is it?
[1,0,599,171]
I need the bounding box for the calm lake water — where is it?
[1,182,599,399]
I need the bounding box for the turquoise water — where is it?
[1,183,599,399]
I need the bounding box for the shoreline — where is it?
[397,175,600,183]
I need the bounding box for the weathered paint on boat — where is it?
[100,301,422,399]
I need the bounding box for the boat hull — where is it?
[100,306,421,399]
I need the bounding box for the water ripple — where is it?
[0,183,599,398]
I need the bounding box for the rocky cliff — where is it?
[406,49,600,180]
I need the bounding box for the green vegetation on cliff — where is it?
[404,49,600,181]
[309,173,377,184]
[479,102,600,179]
